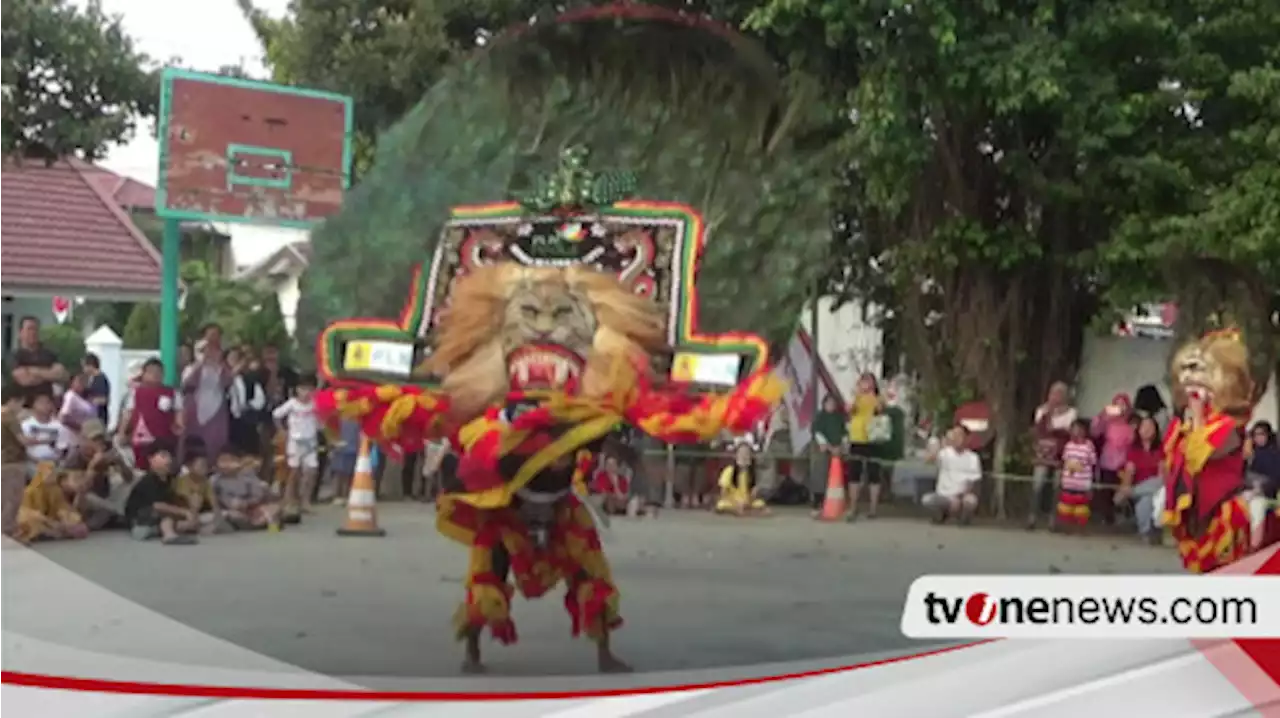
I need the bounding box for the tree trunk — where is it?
[990,431,1010,519]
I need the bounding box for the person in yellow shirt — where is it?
[715,440,769,516]
[845,372,886,520]
[14,462,89,543]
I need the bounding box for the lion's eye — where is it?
[553,306,573,319]
[521,306,539,319]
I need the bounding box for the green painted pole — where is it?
[160,218,181,386]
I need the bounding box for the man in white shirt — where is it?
[922,425,982,525]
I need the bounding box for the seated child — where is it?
[211,447,280,530]
[590,455,632,515]
[715,442,769,516]
[124,441,199,545]
[174,448,232,534]
[14,462,89,543]
[21,391,66,469]
[1057,419,1098,532]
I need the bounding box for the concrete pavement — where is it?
[15,505,1179,679]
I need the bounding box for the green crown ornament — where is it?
[513,146,637,214]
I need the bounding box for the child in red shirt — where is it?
[590,455,630,515]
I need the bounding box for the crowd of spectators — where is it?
[0,316,340,547]
[4,313,1277,552]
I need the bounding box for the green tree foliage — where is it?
[179,261,288,349]
[238,1,766,178]
[1,0,156,160]
[748,0,1280,492]
[1096,2,1280,395]
[283,6,837,352]
[242,292,292,360]
[747,0,1164,481]
[119,266,291,354]
[122,302,160,349]
[40,324,86,371]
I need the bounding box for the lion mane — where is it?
[1170,329,1255,420]
[423,263,667,418]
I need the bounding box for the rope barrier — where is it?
[633,445,1280,507]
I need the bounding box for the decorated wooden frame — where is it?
[316,149,769,391]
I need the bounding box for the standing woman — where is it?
[181,326,233,463]
[1028,382,1078,530]
[226,347,266,456]
[1091,393,1134,526]
[810,394,846,517]
[846,372,886,520]
[81,354,111,425]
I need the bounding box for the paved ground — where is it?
[21,505,1179,678]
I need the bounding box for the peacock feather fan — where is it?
[296,4,838,362]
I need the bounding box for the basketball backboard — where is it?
[156,68,354,227]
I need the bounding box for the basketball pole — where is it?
[160,217,181,386]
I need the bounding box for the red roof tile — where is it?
[2,159,164,297]
[71,158,156,211]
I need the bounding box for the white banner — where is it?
[778,332,816,452]
[901,575,1280,639]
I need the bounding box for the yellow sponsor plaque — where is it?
[344,340,414,376]
[672,352,700,382]
[670,352,741,386]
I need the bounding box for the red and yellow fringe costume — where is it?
[1162,408,1251,574]
[1055,491,1091,527]
[317,365,784,644]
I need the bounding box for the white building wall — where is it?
[799,297,884,403]
[1077,333,1278,428]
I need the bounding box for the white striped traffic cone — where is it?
[336,436,386,537]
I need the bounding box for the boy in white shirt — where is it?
[922,425,982,525]
[22,391,66,466]
[272,374,320,514]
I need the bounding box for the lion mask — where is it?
[1170,329,1255,420]
[423,263,667,418]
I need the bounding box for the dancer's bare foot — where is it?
[462,631,485,674]
[598,655,632,673]
[597,634,632,673]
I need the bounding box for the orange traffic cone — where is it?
[337,436,386,537]
[816,455,848,521]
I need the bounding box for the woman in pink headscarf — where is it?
[1091,393,1134,526]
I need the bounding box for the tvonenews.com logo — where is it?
[900,576,1280,639]
[923,591,1256,627]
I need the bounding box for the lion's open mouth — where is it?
[1183,383,1212,402]
[507,344,585,391]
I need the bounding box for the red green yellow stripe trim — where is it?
[316,265,429,386]
[611,200,770,370]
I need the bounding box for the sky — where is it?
[95,0,302,268]
[97,0,290,186]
